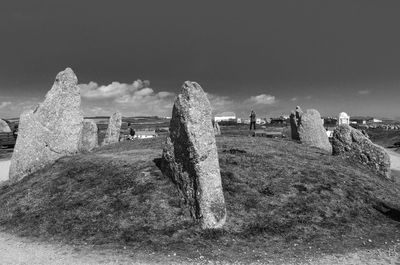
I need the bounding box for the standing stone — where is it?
[0,119,11,133]
[9,68,83,182]
[289,106,302,140]
[332,124,391,179]
[161,81,226,229]
[290,106,332,153]
[213,121,221,136]
[78,119,98,152]
[101,112,122,146]
[290,111,299,140]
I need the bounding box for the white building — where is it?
[237,118,242,123]
[214,112,236,122]
[134,130,158,139]
[372,118,382,123]
[338,112,350,125]
[326,130,333,138]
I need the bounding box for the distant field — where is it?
[87,116,170,144]
[366,128,400,149]
[221,124,290,137]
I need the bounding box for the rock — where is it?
[78,119,98,152]
[332,124,391,179]
[213,121,221,136]
[0,119,11,133]
[101,112,122,146]
[161,81,226,229]
[290,107,332,153]
[9,68,83,182]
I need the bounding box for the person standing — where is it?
[249,110,256,130]
[127,123,135,140]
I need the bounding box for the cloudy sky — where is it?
[0,1,400,119]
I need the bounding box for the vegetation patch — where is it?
[1,136,400,263]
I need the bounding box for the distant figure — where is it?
[249,110,256,130]
[12,124,18,139]
[128,123,135,140]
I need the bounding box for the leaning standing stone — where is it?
[332,124,391,179]
[79,119,99,152]
[298,109,332,153]
[161,81,226,229]
[9,68,83,182]
[101,112,122,146]
[290,107,332,153]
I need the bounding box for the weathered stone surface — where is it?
[332,124,391,179]
[0,119,11,133]
[161,81,226,229]
[213,121,221,136]
[101,112,122,146]
[9,68,83,182]
[289,106,303,140]
[78,119,98,152]
[290,107,332,153]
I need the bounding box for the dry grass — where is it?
[0,135,400,263]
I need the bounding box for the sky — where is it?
[0,0,400,119]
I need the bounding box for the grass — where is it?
[0,134,400,263]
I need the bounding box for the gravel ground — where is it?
[0,231,399,265]
[0,159,10,182]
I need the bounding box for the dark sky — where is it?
[0,0,399,118]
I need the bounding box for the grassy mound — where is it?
[0,136,400,262]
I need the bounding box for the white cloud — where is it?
[79,80,151,99]
[206,93,236,113]
[291,97,298,101]
[78,80,278,117]
[358,89,370,95]
[0,102,11,109]
[246,94,276,105]
[79,80,175,117]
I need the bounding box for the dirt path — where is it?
[0,231,182,265]
[0,231,399,265]
[386,148,400,171]
[0,159,10,182]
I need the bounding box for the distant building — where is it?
[236,118,242,123]
[134,130,158,139]
[270,117,287,125]
[338,112,350,125]
[351,118,367,125]
[372,118,382,123]
[214,112,236,122]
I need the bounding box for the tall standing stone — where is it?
[332,124,391,179]
[101,112,122,146]
[0,119,11,133]
[78,119,99,152]
[290,106,332,153]
[290,111,299,140]
[9,68,83,182]
[161,81,226,229]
